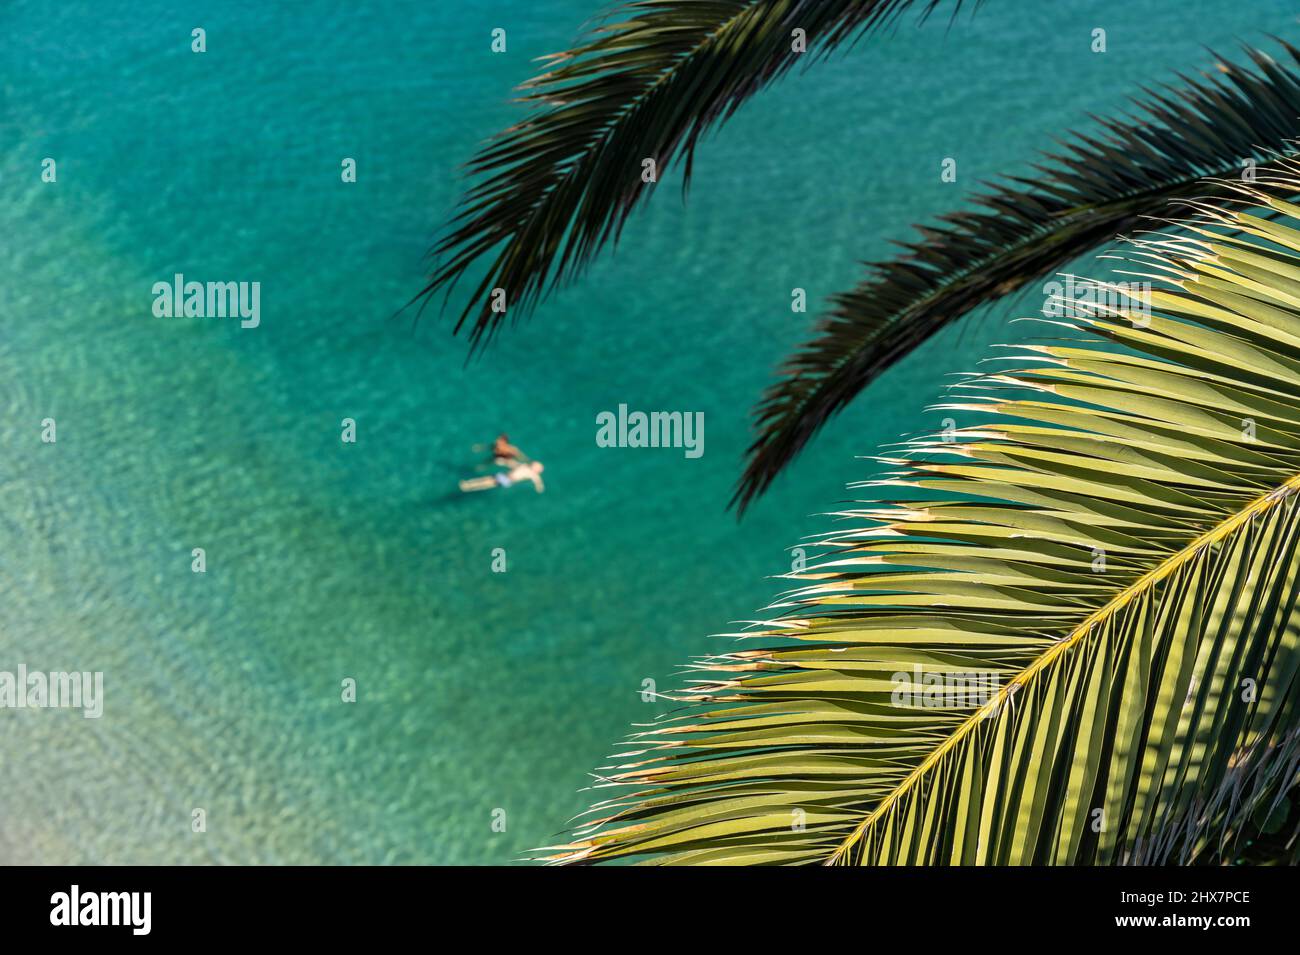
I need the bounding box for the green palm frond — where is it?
[734,42,1300,512]
[419,0,968,347]
[543,174,1300,865]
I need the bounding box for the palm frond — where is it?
[543,173,1300,865]
[735,42,1300,512]
[420,0,969,347]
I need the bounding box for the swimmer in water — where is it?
[491,433,527,467]
[459,460,545,494]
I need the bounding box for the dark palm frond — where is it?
[419,0,972,348]
[735,42,1300,513]
[539,175,1300,865]
[1130,729,1300,864]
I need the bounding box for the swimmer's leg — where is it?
[459,476,498,492]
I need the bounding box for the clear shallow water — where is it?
[0,0,1291,863]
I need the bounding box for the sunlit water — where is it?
[0,0,1289,863]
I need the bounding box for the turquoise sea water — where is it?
[1,0,1293,863]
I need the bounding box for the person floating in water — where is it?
[460,460,545,494]
[491,433,527,466]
